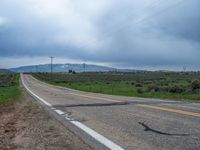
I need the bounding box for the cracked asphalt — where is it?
[22,74,200,150]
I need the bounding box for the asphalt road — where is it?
[22,74,200,150]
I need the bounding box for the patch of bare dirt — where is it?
[0,88,92,150]
[0,102,18,150]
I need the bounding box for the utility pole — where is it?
[50,56,55,73]
[35,65,38,73]
[183,65,187,72]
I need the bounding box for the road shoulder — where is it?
[0,86,92,150]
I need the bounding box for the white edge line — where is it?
[71,121,124,150]
[21,75,52,107]
[54,109,65,115]
[21,74,124,150]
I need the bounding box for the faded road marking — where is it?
[137,104,200,117]
[69,92,200,118]
[69,92,122,103]
[68,93,200,117]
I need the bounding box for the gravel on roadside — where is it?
[0,88,92,150]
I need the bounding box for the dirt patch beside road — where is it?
[0,88,92,150]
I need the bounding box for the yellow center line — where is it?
[66,92,200,118]
[29,75,200,118]
[137,104,200,117]
[69,93,122,103]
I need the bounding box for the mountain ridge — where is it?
[9,63,136,73]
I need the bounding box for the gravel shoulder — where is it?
[0,86,92,150]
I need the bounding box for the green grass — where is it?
[51,82,200,101]
[32,72,200,101]
[0,74,21,105]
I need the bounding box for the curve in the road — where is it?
[21,74,125,150]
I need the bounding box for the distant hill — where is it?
[9,64,136,73]
[0,69,11,73]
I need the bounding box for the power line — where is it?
[77,0,186,50]
[77,0,165,48]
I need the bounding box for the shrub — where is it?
[150,89,156,95]
[135,83,142,87]
[131,81,135,85]
[144,81,153,84]
[169,85,185,93]
[147,84,159,92]
[184,88,193,94]
[159,86,169,92]
[164,82,169,86]
[192,89,200,94]
[137,88,144,94]
[191,79,200,90]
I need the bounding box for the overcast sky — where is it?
[0,0,200,70]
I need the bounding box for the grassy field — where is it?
[0,73,21,105]
[33,72,200,101]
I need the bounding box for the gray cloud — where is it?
[0,0,200,69]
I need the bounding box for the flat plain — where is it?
[33,71,200,101]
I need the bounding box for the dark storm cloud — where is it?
[89,0,200,67]
[0,0,200,69]
[153,0,200,42]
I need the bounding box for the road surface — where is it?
[21,74,200,150]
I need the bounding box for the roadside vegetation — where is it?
[0,73,21,105]
[33,72,200,101]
